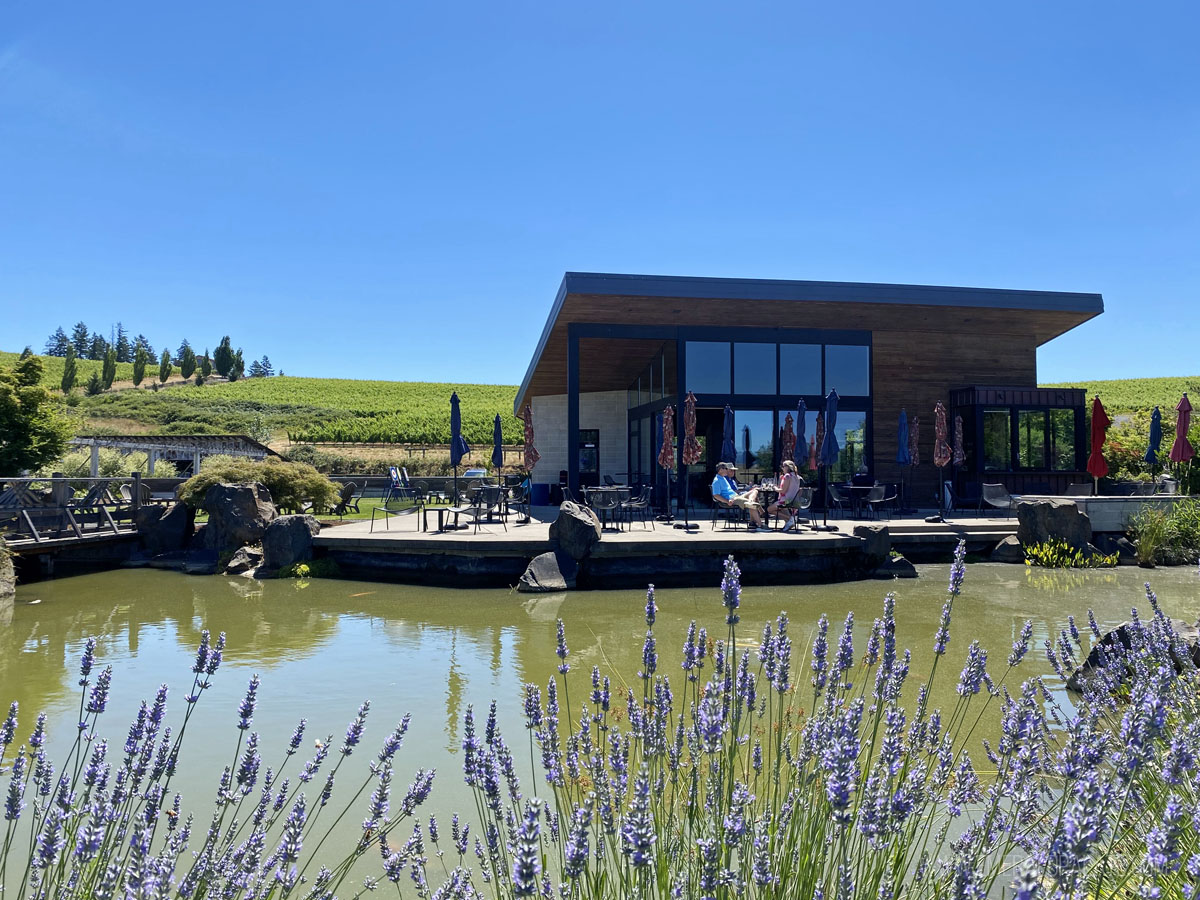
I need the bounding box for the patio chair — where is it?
[1064,483,1093,497]
[330,482,360,517]
[979,483,1018,517]
[450,485,508,534]
[508,483,531,524]
[619,485,654,531]
[827,484,852,518]
[866,483,897,520]
[942,482,978,517]
[589,490,623,532]
[779,486,814,530]
[711,495,749,530]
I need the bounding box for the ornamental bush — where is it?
[177,456,339,513]
[3,545,1200,899]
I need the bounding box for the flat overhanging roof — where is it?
[515,272,1104,413]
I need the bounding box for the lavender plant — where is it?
[4,541,1200,900]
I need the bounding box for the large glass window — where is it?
[1018,410,1047,469]
[686,342,730,394]
[733,410,774,477]
[734,343,776,395]
[779,344,822,396]
[829,412,868,481]
[983,409,1011,471]
[1050,409,1075,470]
[824,345,870,397]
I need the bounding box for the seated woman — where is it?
[768,460,805,532]
[711,462,768,531]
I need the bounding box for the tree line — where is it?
[39,323,276,393]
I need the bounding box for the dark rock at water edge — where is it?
[549,502,600,561]
[1093,533,1137,565]
[125,549,220,576]
[990,535,1025,563]
[262,515,320,570]
[224,546,263,575]
[1067,618,1200,692]
[136,502,195,555]
[203,483,277,553]
[852,524,890,569]
[518,550,579,592]
[874,554,917,578]
[1017,499,1092,552]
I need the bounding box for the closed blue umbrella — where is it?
[450,392,471,503]
[720,405,736,463]
[793,400,807,469]
[491,414,504,482]
[817,390,840,529]
[1145,407,1163,466]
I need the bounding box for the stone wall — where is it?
[531,391,629,483]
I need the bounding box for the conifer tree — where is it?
[248,358,265,378]
[15,355,43,387]
[102,347,118,390]
[201,350,213,378]
[61,346,78,393]
[132,345,148,386]
[213,336,234,377]
[70,322,90,356]
[115,324,131,363]
[19,347,33,360]
[44,327,70,357]
[158,349,173,384]
[180,344,197,379]
[85,370,104,395]
[134,335,155,361]
[259,355,273,377]
[88,333,107,361]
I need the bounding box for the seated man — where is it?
[711,462,768,531]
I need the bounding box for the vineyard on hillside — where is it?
[0,350,136,386]
[74,375,521,444]
[1040,375,1200,413]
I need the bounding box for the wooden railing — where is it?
[0,473,157,546]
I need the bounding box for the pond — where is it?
[5,563,1200,866]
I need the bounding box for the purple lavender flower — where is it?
[79,637,97,685]
[836,612,854,676]
[278,795,307,863]
[378,714,410,766]
[1087,609,1102,639]
[1145,795,1185,872]
[512,799,542,896]
[83,740,108,787]
[237,674,260,730]
[206,631,225,676]
[33,806,66,868]
[1009,620,1034,667]
[948,539,966,596]
[751,816,774,886]
[697,685,724,752]
[821,698,863,826]
[192,630,210,674]
[236,732,261,794]
[363,764,392,832]
[555,619,570,674]
[645,584,657,627]
[341,700,370,754]
[620,767,655,867]
[564,799,591,880]
[4,749,26,821]
[682,622,700,681]
[86,666,112,714]
[640,631,657,680]
[933,600,952,656]
[811,615,829,689]
[697,837,719,899]
[956,641,987,696]
[288,718,307,756]
[1011,862,1040,900]
[0,702,15,749]
[400,768,435,816]
[721,555,742,626]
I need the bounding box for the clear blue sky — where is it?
[2,1,1196,385]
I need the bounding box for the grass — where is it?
[1040,374,1200,413]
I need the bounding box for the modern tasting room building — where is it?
[514,272,1103,507]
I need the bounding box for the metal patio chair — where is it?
[979,483,1018,517]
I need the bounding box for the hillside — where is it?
[1039,375,1200,413]
[0,349,136,387]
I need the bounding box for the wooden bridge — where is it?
[0,474,154,557]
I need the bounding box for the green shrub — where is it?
[177,457,338,512]
[1130,497,1200,566]
[1023,537,1117,568]
[38,448,150,480]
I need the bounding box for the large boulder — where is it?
[203,483,277,553]
[262,515,320,570]
[517,550,578,593]
[874,554,917,578]
[1017,499,1092,552]
[1068,619,1200,692]
[549,502,601,561]
[136,502,195,555]
[224,546,263,575]
[990,535,1026,563]
[852,524,890,569]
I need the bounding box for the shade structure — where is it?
[658,404,676,470]
[1144,407,1162,465]
[793,400,808,469]
[781,412,797,465]
[491,414,504,478]
[1086,396,1111,480]
[952,415,966,467]
[449,392,471,506]
[819,390,840,467]
[896,409,912,467]
[681,392,702,466]
[720,405,736,464]
[909,416,920,467]
[1170,394,1195,463]
[933,402,952,469]
[520,404,540,472]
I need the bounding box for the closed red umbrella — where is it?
[1087,397,1111,490]
[780,412,796,464]
[812,412,825,472]
[682,392,702,466]
[1170,393,1195,464]
[909,416,920,468]
[807,436,817,471]
[953,415,966,466]
[520,404,540,472]
[658,405,675,470]
[933,402,952,468]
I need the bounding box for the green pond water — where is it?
[5,564,1200,866]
